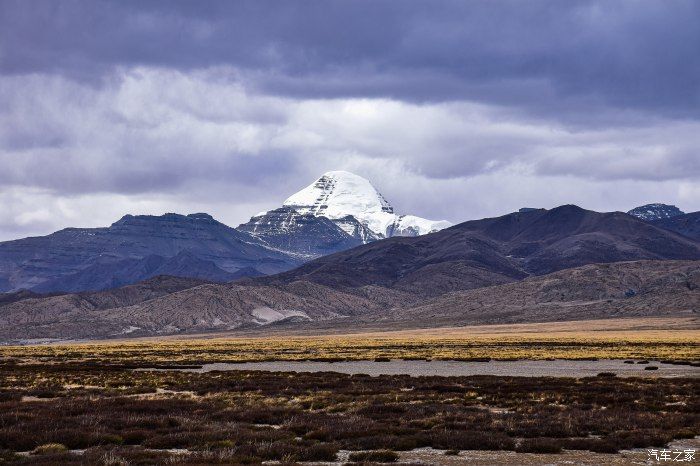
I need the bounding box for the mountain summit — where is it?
[239,171,451,258]
[283,171,451,238]
[627,203,684,221]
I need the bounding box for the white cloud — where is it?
[1,67,698,240]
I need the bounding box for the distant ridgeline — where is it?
[0,171,453,293]
[0,176,697,301]
[1,203,699,342]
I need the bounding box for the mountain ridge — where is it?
[262,205,700,293]
[1,260,696,342]
[237,206,364,258]
[0,212,300,293]
[2,202,699,342]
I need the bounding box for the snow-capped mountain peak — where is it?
[284,171,393,226]
[283,171,451,237]
[627,203,685,221]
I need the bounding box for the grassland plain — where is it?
[1,322,698,366]
[0,318,697,464]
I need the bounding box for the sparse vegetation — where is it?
[0,357,697,464]
[0,333,696,464]
[0,329,697,366]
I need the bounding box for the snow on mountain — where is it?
[627,203,685,221]
[389,215,453,237]
[283,171,451,238]
[330,215,381,243]
[238,206,364,258]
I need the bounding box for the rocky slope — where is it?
[0,213,299,293]
[383,260,699,326]
[0,275,213,341]
[237,207,364,258]
[0,276,415,341]
[1,260,696,342]
[650,211,700,241]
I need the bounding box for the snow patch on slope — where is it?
[251,307,311,324]
[114,326,141,335]
[391,215,453,237]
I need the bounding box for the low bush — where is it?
[561,438,618,453]
[515,438,562,453]
[426,430,514,451]
[119,429,150,445]
[348,449,399,463]
[32,443,68,455]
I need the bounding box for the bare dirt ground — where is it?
[170,358,699,378]
[395,437,700,465]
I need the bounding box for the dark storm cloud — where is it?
[2,0,699,120]
[1,0,699,241]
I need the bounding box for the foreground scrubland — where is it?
[0,362,698,464]
[1,324,697,464]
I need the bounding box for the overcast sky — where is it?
[1,0,699,240]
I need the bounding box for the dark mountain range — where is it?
[650,211,700,241]
[1,260,696,342]
[30,251,261,293]
[2,204,698,342]
[237,207,364,258]
[627,203,684,221]
[0,171,453,294]
[0,213,299,293]
[263,205,700,295]
[0,171,456,294]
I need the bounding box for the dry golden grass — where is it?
[1,318,698,365]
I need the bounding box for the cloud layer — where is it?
[1,1,698,240]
